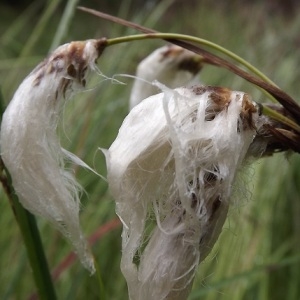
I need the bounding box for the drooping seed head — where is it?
[0,38,107,273]
[129,45,204,109]
[106,84,261,299]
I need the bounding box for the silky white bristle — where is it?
[106,85,261,299]
[0,39,106,274]
[129,44,203,110]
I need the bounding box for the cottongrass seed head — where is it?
[0,38,107,273]
[129,44,204,110]
[106,84,262,299]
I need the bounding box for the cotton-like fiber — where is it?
[129,45,203,110]
[0,39,106,273]
[106,85,261,299]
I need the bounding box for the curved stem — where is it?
[107,33,300,131]
[79,7,300,119]
[107,33,277,88]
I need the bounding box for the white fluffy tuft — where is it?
[129,44,203,110]
[106,85,261,299]
[0,39,105,274]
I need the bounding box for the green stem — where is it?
[107,33,274,84]
[0,91,57,300]
[107,33,300,130]
[106,33,277,102]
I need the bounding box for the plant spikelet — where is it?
[106,84,261,299]
[0,39,107,273]
[129,45,203,109]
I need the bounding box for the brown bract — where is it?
[160,46,204,75]
[240,94,258,130]
[32,39,107,99]
[160,45,204,75]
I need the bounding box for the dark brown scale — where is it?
[208,196,222,221]
[160,45,183,61]
[209,91,230,110]
[191,192,198,209]
[94,38,108,61]
[191,85,231,121]
[57,78,71,99]
[67,63,87,87]
[239,94,258,130]
[67,42,88,84]
[177,58,203,75]
[68,42,85,65]
[67,64,77,78]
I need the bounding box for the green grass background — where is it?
[0,0,300,299]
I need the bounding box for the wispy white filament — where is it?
[0,39,105,273]
[106,85,261,299]
[129,44,203,109]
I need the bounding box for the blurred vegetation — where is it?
[0,0,300,299]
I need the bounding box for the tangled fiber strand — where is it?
[106,85,262,299]
[0,39,106,273]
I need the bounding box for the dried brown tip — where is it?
[240,94,258,130]
[32,38,108,101]
[94,38,108,61]
[192,85,232,121]
[161,45,204,75]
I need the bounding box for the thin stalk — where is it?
[105,34,300,131]
[106,33,278,103]
[78,7,300,120]
[0,91,57,300]
[107,33,277,88]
